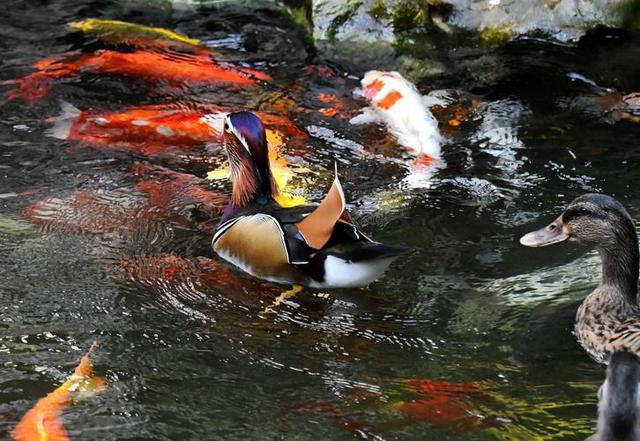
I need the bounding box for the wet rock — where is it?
[445,0,631,42]
[311,0,638,46]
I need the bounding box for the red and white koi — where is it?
[350,70,448,161]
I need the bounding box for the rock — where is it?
[312,0,430,43]
[311,0,637,45]
[445,0,630,43]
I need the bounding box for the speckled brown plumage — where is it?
[522,194,640,365]
[575,286,640,364]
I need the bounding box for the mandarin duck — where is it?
[212,111,404,288]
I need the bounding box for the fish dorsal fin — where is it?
[296,163,346,250]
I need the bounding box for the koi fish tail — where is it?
[235,66,272,82]
[5,71,55,104]
[422,90,453,108]
[418,129,441,160]
[46,101,82,139]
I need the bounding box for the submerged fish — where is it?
[68,18,202,49]
[48,102,221,155]
[392,379,484,428]
[47,102,306,156]
[12,342,106,441]
[24,191,142,236]
[24,165,227,236]
[131,163,228,229]
[117,254,284,305]
[561,72,640,123]
[350,70,448,162]
[6,49,271,103]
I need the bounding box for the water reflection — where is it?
[2,3,640,441]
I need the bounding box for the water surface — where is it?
[2,2,640,440]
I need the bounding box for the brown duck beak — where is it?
[520,215,569,247]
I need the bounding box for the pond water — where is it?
[2,1,640,440]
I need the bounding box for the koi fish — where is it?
[350,70,448,162]
[25,166,227,236]
[6,49,271,103]
[12,342,106,441]
[131,163,228,230]
[117,254,284,304]
[392,379,484,428]
[68,18,202,49]
[48,102,306,156]
[48,102,221,155]
[24,191,141,235]
[561,72,640,123]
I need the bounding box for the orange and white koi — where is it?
[5,49,271,103]
[350,70,448,161]
[48,102,221,155]
[12,342,106,441]
[48,102,306,156]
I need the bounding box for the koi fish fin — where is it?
[349,107,380,125]
[46,101,81,139]
[71,340,98,377]
[422,91,452,108]
[235,66,272,82]
[296,163,346,250]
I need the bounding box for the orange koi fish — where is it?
[117,254,284,303]
[49,102,221,156]
[131,163,228,229]
[24,191,141,235]
[48,102,306,156]
[12,342,106,441]
[393,379,483,427]
[6,49,271,103]
[24,166,227,236]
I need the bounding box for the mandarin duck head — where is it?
[223,111,278,208]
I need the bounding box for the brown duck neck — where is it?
[598,225,639,306]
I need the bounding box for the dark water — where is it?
[2,1,640,440]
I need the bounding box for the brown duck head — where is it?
[520,194,639,299]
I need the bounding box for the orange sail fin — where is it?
[12,342,107,441]
[296,164,346,250]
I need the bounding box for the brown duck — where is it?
[520,194,640,364]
